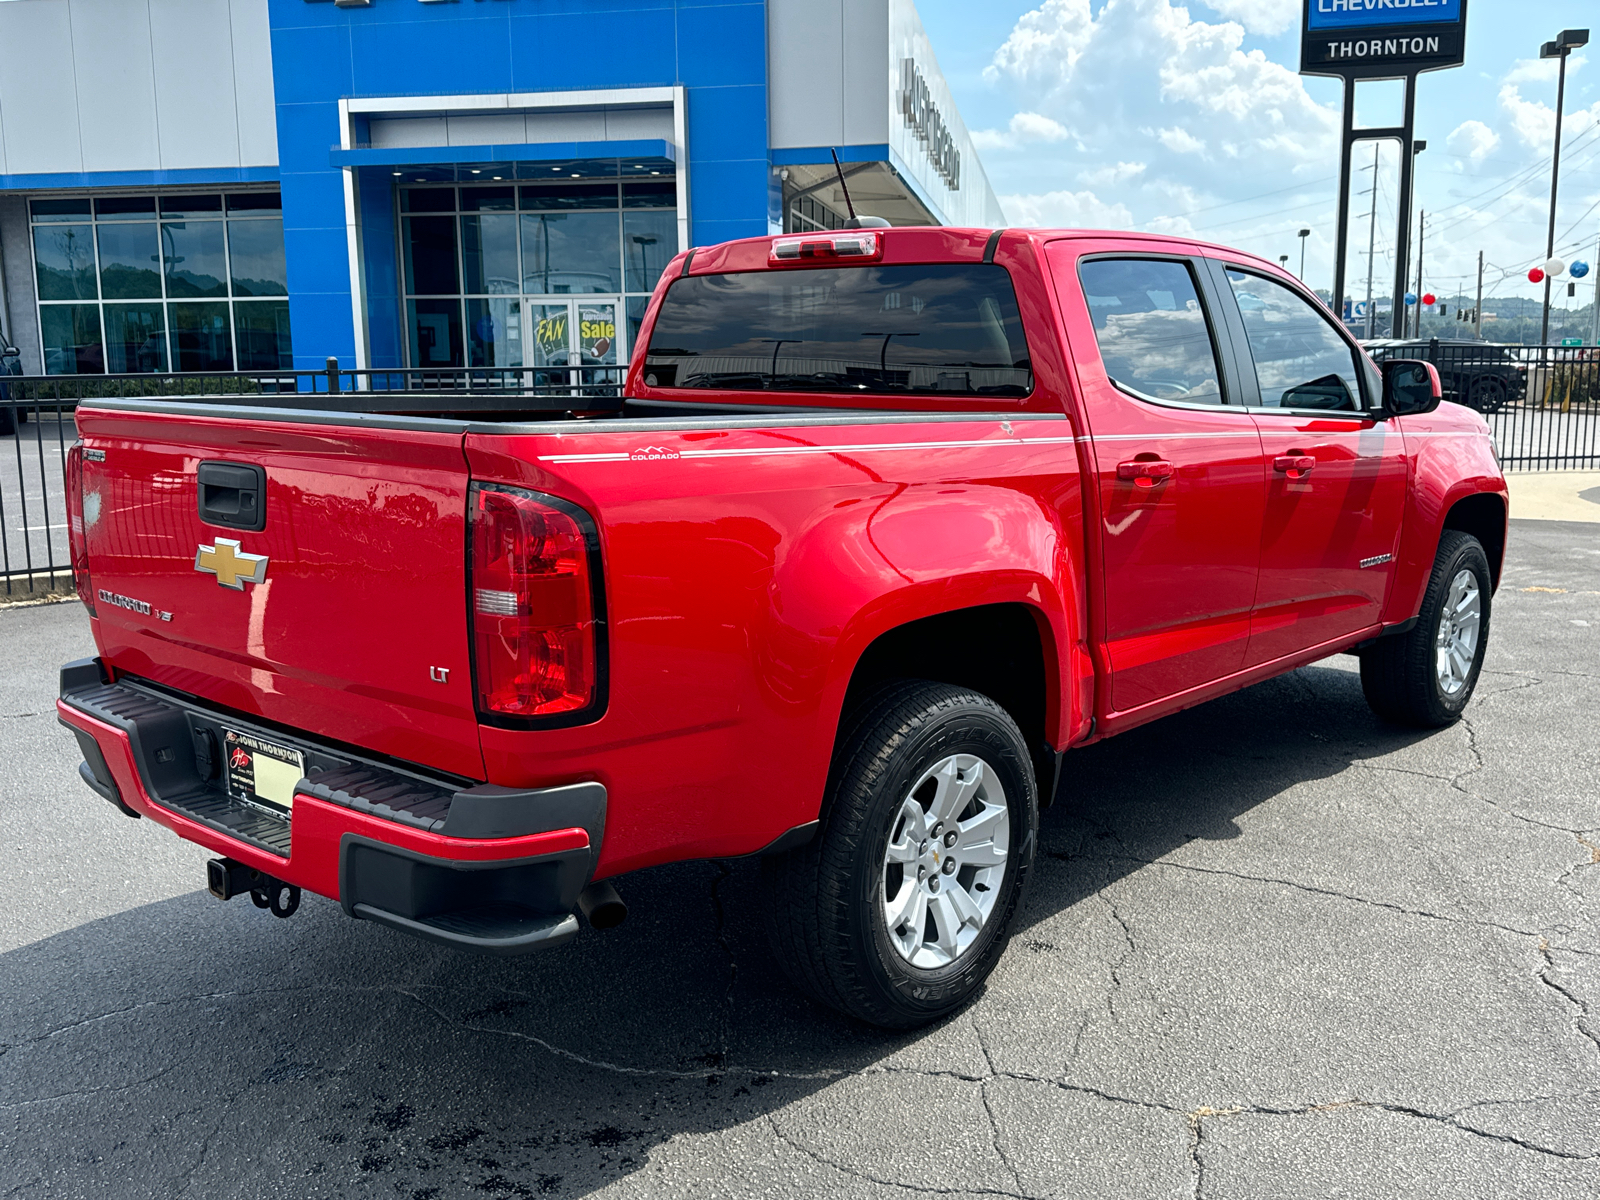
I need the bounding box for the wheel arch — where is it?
[1442,490,1507,590]
[834,602,1063,808]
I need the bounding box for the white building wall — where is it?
[768,0,889,152]
[0,0,278,178]
[767,0,1003,228]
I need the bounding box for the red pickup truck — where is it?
[57,227,1505,1028]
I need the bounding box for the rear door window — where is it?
[1077,258,1225,404]
[642,264,1032,398]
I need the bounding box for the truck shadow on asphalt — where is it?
[1,662,1438,1198]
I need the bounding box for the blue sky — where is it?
[919,0,1600,312]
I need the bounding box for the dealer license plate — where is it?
[222,728,306,816]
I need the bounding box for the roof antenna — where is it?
[831,149,890,230]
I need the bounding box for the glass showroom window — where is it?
[30,192,291,374]
[400,178,676,370]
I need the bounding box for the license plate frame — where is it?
[222,728,306,817]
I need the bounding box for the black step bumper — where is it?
[57,658,607,956]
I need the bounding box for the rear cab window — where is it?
[1077,258,1226,405]
[641,264,1032,399]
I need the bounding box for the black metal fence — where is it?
[1366,338,1600,471]
[3,347,1596,598]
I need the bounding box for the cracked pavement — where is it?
[2,517,1597,1199]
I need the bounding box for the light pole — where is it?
[1279,254,1290,273]
[630,235,658,293]
[1540,28,1590,345]
[1297,228,1311,281]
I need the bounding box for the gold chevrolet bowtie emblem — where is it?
[194,538,268,590]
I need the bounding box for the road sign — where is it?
[1561,337,1583,346]
[1301,0,1469,79]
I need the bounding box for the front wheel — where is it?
[1360,530,1492,727]
[763,682,1037,1028]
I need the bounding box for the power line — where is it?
[1129,175,1337,231]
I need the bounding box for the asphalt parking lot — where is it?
[2,518,1597,1199]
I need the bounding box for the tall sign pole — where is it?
[1302,0,1468,337]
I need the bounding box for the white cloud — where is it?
[969,0,1600,304]
[1012,111,1070,142]
[1446,120,1499,162]
[1193,0,1297,37]
[1156,126,1206,154]
[1001,188,1135,229]
[972,110,1071,150]
[1503,54,1584,85]
[1080,160,1147,186]
[984,0,1337,198]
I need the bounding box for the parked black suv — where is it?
[1362,339,1526,413]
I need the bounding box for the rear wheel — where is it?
[763,682,1037,1028]
[1469,376,1508,414]
[1360,530,1492,727]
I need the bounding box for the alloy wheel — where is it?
[1436,568,1482,695]
[879,754,1010,969]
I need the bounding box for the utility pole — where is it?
[1540,29,1590,344]
[1420,209,1433,339]
[1591,234,1600,347]
[1363,144,1379,340]
[1475,250,1484,340]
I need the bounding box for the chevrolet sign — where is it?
[1300,0,1467,79]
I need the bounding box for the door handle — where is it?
[1273,454,1316,479]
[1117,459,1175,488]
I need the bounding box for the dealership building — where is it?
[0,0,1002,379]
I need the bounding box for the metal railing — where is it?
[1,400,74,597]
[1,357,626,413]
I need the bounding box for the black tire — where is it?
[1470,376,1508,415]
[1360,531,1492,727]
[763,681,1038,1029]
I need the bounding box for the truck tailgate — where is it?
[75,407,484,780]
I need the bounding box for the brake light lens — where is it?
[469,484,600,720]
[65,441,95,616]
[769,231,882,264]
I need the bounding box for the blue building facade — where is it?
[0,0,1002,378]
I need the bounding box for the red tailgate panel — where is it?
[76,408,485,781]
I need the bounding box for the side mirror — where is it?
[1,346,17,358]
[1381,359,1441,416]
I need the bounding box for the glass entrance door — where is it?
[524,298,621,393]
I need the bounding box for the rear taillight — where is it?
[65,441,95,616]
[469,484,603,722]
[769,231,882,263]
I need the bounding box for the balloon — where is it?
[1422,292,1436,306]
[1404,292,1418,305]
[1572,260,1591,279]
[1529,268,1546,284]
[1545,257,1566,277]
